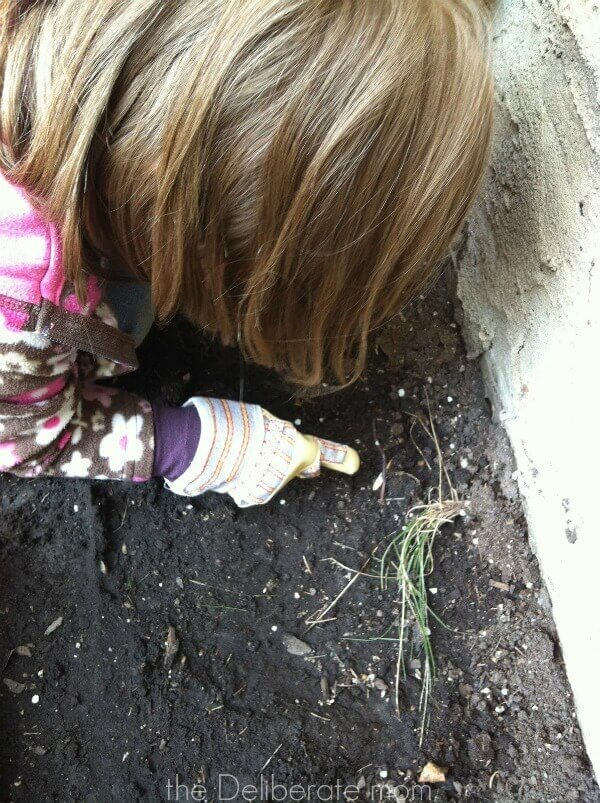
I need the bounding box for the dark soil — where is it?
[0,282,597,802]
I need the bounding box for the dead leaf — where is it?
[418,761,447,784]
[3,678,26,694]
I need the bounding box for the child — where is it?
[0,0,493,506]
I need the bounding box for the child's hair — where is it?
[1,0,494,386]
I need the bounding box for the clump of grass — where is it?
[376,401,463,742]
[307,397,464,744]
[376,496,462,743]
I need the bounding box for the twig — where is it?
[408,417,432,471]
[260,743,283,772]
[305,567,363,629]
[306,551,375,629]
[322,557,380,579]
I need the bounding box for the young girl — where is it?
[0,0,493,506]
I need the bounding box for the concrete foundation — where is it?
[456,0,600,777]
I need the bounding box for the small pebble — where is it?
[397,388,406,398]
[282,634,312,657]
[31,695,39,704]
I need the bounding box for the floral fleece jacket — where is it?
[0,173,155,482]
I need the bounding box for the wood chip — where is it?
[16,645,33,657]
[164,626,179,669]
[44,617,63,636]
[489,580,510,592]
[418,761,447,784]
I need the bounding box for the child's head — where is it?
[1,0,494,386]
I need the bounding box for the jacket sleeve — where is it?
[0,326,154,481]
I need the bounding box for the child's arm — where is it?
[160,397,359,507]
[0,327,154,481]
[0,326,359,500]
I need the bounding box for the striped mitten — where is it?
[164,397,358,507]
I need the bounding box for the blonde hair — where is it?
[1,0,494,386]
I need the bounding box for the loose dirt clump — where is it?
[0,282,597,801]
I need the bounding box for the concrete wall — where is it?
[456,0,600,776]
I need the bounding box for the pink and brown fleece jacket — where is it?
[0,173,156,482]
